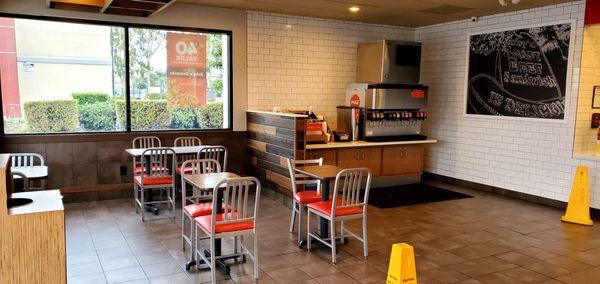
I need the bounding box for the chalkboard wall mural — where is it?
[466,22,573,120]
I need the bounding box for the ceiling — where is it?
[47,0,176,17]
[177,0,577,27]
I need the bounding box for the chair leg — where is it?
[340,220,345,244]
[289,202,296,233]
[362,215,368,259]
[330,218,336,264]
[210,236,217,283]
[234,236,239,254]
[297,205,303,242]
[134,183,139,213]
[306,210,311,251]
[253,232,259,280]
[140,186,146,222]
[181,214,186,252]
[190,216,196,262]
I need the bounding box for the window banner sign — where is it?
[465,22,573,120]
[166,32,206,108]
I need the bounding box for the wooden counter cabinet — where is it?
[381,145,424,175]
[337,147,381,176]
[0,154,66,283]
[306,144,426,177]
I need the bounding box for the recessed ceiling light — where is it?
[349,6,360,13]
[285,24,293,29]
[499,0,507,6]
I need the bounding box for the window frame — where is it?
[0,13,234,136]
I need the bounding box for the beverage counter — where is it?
[246,110,437,196]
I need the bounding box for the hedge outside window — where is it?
[0,17,231,134]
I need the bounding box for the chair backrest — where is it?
[133,136,161,148]
[286,158,323,195]
[212,177,261,232]
[181,159,222,202]
[331,168,372,216]
[10,153,45,167]
[174,137,202,165]
[140,148,176,181]
[132,136,162,171]
[198,146,228,171]
[174,136,202,147]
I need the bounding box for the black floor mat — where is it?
[368,183,473,209]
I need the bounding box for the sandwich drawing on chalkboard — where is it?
[466,22,573,120]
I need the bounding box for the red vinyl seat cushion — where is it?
[134,166,168,174]
[307,200,363,217]
[183,202,213,218]
[195,214,254,234]
[293,191,325,204]
[134,175,173,186]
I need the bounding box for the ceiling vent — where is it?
[419,5,473,15]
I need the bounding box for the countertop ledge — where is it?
[246,109,308,118]
[306,139,438,149]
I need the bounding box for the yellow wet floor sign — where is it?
[386,243,417,284]
[562,165,593,226]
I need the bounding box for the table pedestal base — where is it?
[186,250,245,274]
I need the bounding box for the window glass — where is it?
[0,17,126,133]
[127,27,229,131]
[1,17,230,134]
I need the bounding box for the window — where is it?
[0,16,231,134]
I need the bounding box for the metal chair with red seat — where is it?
[307,167,372,264]
[286,158,323,244]
[132,136,164,175]
[194,177,261,283]
[174,136,202,174]
[134,148,176,222]
[180,158,221,266]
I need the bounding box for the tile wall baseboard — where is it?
[423,172,600,220]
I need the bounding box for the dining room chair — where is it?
[132,136,162,175]
[307,167,372,264]
[174,136,202,174]
[194,176,261,282]
[10,153,46,190]
[134,147,176,222]
[10,153,45,167]
[180,158,222,267]
[198,146,228,171]
[286,158,323,244]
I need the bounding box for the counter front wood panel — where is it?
[246,111,306,195]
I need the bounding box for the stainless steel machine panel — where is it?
[356,40,421,84]
[366,86,428,110]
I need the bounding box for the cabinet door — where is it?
[382,145,424,175]
[337,147,381,175]
[306,149,337,165]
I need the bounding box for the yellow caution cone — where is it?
[561,165,593,226]
[386,243,417,284]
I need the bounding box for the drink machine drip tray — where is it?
[364,135,428,142]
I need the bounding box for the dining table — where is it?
[182,171,241,275]
[125,145,212,214]
[294,164,344,247]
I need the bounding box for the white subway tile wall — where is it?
[416,1,600,207]
[247,1,600,209]
[247,12,414,128]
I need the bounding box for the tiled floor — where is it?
[66,181,600,283]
